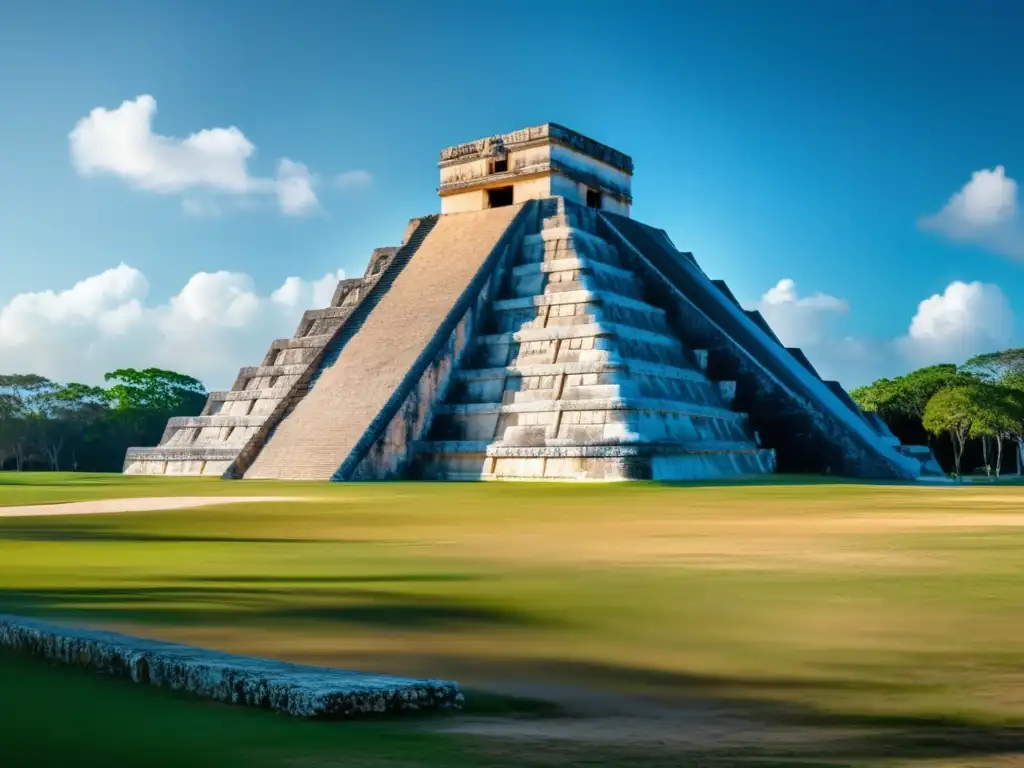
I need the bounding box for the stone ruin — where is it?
[125,123,939,481]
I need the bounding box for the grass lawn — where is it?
[2,473,1024,766]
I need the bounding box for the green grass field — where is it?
[2,473,1024,766]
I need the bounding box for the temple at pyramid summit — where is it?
[124,123,941,482]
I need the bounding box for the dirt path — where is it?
[436,680,861,750]
[0,497,305,518]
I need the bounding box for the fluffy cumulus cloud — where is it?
[920,165,1024,258]
[897,280,1013,364]
[0,264,346,389]
[753,278,1014,387]
[68,95,367,217]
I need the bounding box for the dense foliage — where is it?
[851,349,1024,477]
[0,369,206,472]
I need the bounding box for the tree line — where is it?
[850,349,1024,478]
[0,369,206,472]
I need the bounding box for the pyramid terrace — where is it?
[124,124,940,482]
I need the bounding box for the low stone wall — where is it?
[0,615,463,718]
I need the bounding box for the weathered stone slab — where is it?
[166,415,266,429]
[0,614,463,718]
[124,446,240,462]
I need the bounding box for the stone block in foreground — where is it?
[0,614,463,718]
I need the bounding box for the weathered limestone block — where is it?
[0,615,463,718]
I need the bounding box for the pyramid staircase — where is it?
[413,198,776,480]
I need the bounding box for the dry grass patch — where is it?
[3,475,1024,765]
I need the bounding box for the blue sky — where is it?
[1,0,1022,389]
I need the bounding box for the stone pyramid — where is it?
[125,124,936,482]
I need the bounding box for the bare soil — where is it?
[0,496,305,518]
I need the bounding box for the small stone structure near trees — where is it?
[125,124,938,482]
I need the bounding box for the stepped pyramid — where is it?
[125,123,936,482]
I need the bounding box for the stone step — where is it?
[416,440,766,457]
[166,415,267,429]
[476,322,683,348]
[505,257,645,303]
[414,442,776,482]
[270,334,334,351]
[302,307,353,321]
[295,307,355,337]
[435,396,744,421]
[511,257,635,281]
[124,446,241,462]
[454,359,710,383]
[523,226,607,248]
[207,388,290,403]
[540,201,597,233]
[235,363,308,382]
[521,227,622,267]
[491,288,664,315]
[494,440,767,457]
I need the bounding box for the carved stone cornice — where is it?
[437,159,633,203]
[438,123,633,174]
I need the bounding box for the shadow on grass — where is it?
[0,525,350,544]
[186,574,478,584]
[299,650,1024,764]
[538,658,1024,763]
[0,581,550,631]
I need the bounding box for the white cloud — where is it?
[0,264,346,390]
[275,159,319,216]
[758,278,848,347]
[752,278,1015,388]
[896,280,1013,365]
[920,165,1024,258]
[69,95,319,217]
[271,269,344,311]
[335,169,373,189]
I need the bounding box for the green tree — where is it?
[0,373,53,400]
[850,378,899,417]
[987,385,1024,476]
[103,368,206,451]
[0,374,56,470]
[58,384,113,471]
[852,364,971,422]
[0,392,24,470]
[103,368,205,413]
[0,368,205,472]
[963,348,1024,382]
[970,383,1012,477]
[923,386,980,478]
[962,350,1024,475]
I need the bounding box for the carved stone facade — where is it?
[438,123,633,216]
